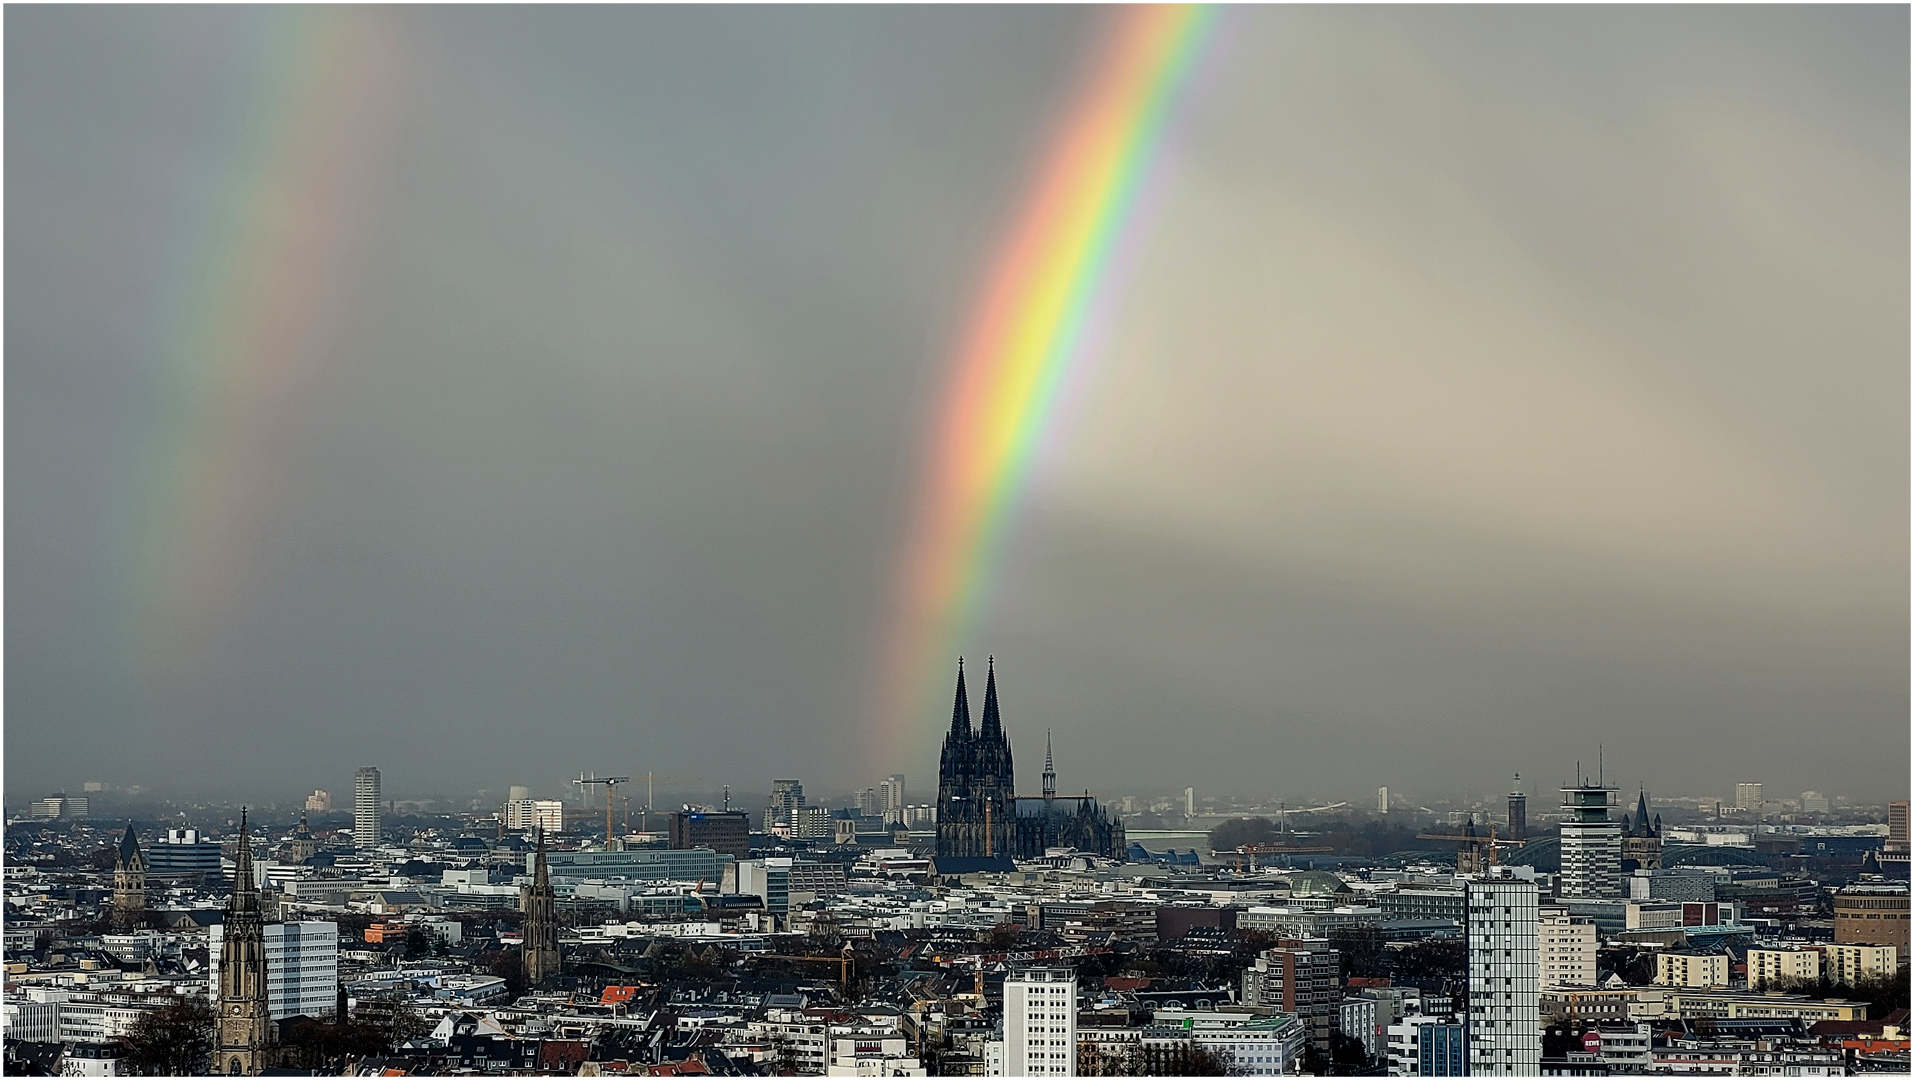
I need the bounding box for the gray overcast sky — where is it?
[7,6,1906,809]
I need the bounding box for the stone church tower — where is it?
[1621,788,1664,873]
[215,810,271,1076]
[111,823,146,931]
[521,829,560,987]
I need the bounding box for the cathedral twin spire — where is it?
[946,656,1006,739]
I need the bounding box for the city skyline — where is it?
[9,6,1908,803]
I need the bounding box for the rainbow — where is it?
[874,5,1218,763]
[141,8,398,680]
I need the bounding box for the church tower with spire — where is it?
[216,810,271,1076]
[1621,787,1663,872]
[111,823,146,931]
[522,829,560,986]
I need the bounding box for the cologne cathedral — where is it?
[935,658,1124,860]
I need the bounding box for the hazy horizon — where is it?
[8,6,1907,808]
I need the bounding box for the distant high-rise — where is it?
[668,809,750,859]
[304,790,330,813]
[1558,780,1620,899]
[879,775,907,825]
[1507,774,1526,842]
[1734,782,1763,811]
[1885,801,1909,878]
[1377,787,1390,814]
[770,779,805,835]
[1466,871,1540,1074]
[1185,786,1196,819]
[353,767,382,848]
[856,788,881,818]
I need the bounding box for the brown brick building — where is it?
[1833,883,1909,953]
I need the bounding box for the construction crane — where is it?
[750,949,855,986]
[575,776,632,846]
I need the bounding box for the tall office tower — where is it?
[770,779,805,833]
[1558,781,1620,899]
[353,767,382,848]
[880,775,907,824]
[1735,782,1763,811]
[856,788,881,818]
[304,790,331,813]
[1507,774,1527,841]
[1378,787,1390,814]
[1185,787,1196,818]
[1466,871,1541,1075]
[1002,967,1077,1077]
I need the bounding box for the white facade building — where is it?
[210,920,340,1020]
[880,775,907,825]
[1656,952,1730,988]
[354,766,381,847]
[4,998,61,1043]
[1746,948,1820,990]
[1824,944,1897,985]
[1467,872,1541,1075]
[504,798,564,833]
[1158,1010,1307,1076]
[1538,907,1598,990]
[1001,967,1076,1076]
[826,1031,925,1076]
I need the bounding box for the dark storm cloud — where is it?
[6,6,1905,807]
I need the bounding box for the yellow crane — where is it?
[575,776,632,846]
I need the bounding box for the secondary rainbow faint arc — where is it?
[140,8,396,679]
[875,5,1219,762]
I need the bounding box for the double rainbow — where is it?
[875,5,1218,762]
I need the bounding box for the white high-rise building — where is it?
[353,767,382,848]
[505,799,564,834]
[1001,967,1076,1077]
[1538,907,1597,990]
[1185,787,1196,818]
[1467,871,1540,1075]
[1559,782,1621,899]
[209,921,340,1020]
[1735,783,1764,811]
[880,775,907,825]
[1377,787,1390,814]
